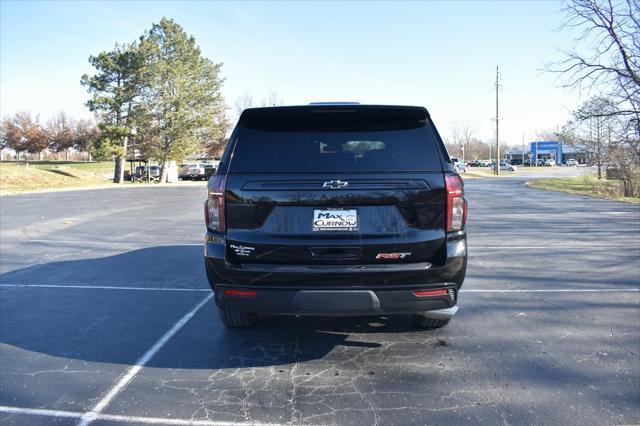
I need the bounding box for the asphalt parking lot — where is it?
[1,174,639,425]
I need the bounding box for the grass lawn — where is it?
[462,168,522,179]
[463,169,498,179]
[0,160,114,174]
[526,176,640,204]
[0,162,113,194]
[0,161,208,194]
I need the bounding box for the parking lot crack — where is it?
[286,331,301,425]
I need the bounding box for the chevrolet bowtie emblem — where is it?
[322,180,349,189]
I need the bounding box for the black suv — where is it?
[204,104,467,328]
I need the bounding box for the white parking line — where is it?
[467,245,640,249]
[1,283,639,293]
[0,406,80,419]
[0,283,209,292]
[76,293,213,426]
[21,239,202,246]
[461,289,640,293]
[0,405,284,425]
[10,240,639,250]
[99,412,283,425]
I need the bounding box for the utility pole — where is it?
[494,65,500,176]
[522,132,525,166]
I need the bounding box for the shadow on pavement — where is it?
[0,245,436,371]
[1,245,638,377]
[0,245,207,288]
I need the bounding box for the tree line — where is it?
[1,111,99,162]
[1,17,229,183]
[444,123,494,161]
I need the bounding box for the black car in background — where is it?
[204,104,467,329]
[124,165,161,182]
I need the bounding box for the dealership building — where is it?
[504,141,592,165]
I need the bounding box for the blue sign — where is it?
[531,141,562,162]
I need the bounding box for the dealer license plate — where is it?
[312,209,358,232]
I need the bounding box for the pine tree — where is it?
[81,43,145,182]
[139,18,226,182]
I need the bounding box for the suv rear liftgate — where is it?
[204,104,467,328]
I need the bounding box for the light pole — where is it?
[494,65,500,176]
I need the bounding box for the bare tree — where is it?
[460,124,475,162]
[550,0,639,127]
[235,93,255,117]
[448,123,476,161]
[74,119,100,160]
[534,129,560,141]
[565,96,617,179]
[260,90,283,107]
[206,107,232,159]
[235,90,284,118]
[467,138,493,160]
[551,0,640,196]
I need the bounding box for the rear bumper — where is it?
[214,284,458,317]
[205,232,466,316]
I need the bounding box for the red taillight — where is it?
[223,289,257,297]
[413,289,449,297]
[445,174,466,232]
[205,175,226,232]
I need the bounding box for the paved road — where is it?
[1,176,639,425]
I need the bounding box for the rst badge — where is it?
[312,209,358,231]
[376,252,411,260]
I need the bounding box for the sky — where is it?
[1,0,586,146]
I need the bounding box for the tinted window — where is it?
[229,123,442,173]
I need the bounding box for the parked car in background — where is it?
[179,163,216,180]
[134,165,161,182]
[490,161,518,172]
[566,159,579,166]
[204,164,216,180]
[450,157,467,173]
[544,159,556,166]
[205,104,467,329]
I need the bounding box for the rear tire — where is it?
[218,307,258,328]
[413,314,450,329]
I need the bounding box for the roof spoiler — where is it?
[308,102,361,105]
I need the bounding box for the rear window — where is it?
[228,110,442,173]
